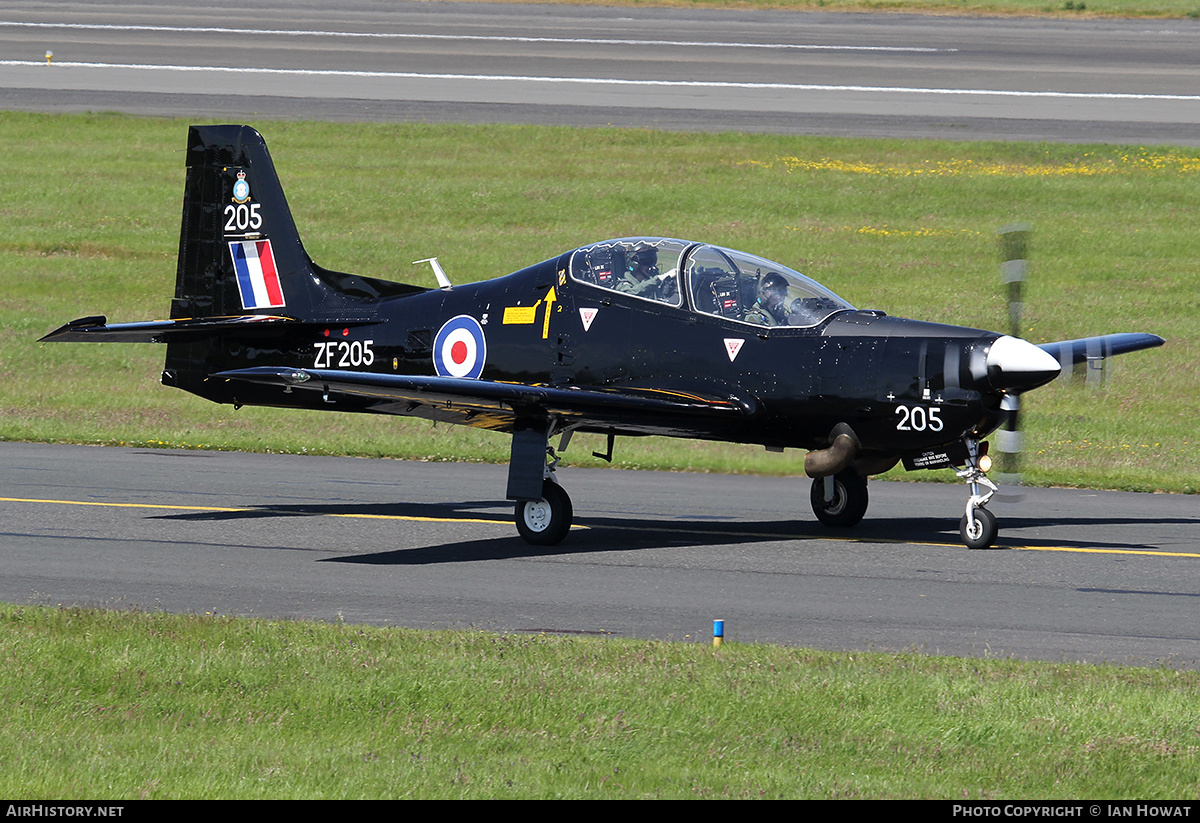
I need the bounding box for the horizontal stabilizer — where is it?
[1037,333,1164,368]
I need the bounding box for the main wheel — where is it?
[515,480,573,546]
[809,470,869,528]
[959,507,998,550]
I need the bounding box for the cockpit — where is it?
[568,237,855,328]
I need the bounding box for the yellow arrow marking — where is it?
[542,285,557,339]
[502,286,558,333]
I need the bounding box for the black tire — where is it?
[809,470,869,528]
[514,480,573,546]
[959,507,998,550]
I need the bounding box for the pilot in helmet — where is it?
[745,272,789,326]
[617,243,666,299]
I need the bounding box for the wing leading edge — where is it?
[217,367,758,437]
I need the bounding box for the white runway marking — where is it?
[5,60,1198,102]
[0,20,955,52]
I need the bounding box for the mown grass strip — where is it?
[2,603,1198,799]
[461,0,1200,19]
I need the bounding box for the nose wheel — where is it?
[959,507,998,549]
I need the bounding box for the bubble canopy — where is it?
[569,237,855,328]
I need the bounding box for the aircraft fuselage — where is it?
[168,252,1003,465]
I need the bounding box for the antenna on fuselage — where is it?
[414,257,452,290]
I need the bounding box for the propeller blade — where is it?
[1086,335,1108,389]
[993,393,1024,502]
[994,223,1032,501]
[998,223,1030,340]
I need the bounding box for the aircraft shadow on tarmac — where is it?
[151,501,1191,564]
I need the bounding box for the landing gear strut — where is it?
[809,469,869,528]
[956,439,999,549]
[510,427,574,546]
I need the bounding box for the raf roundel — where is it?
[433,314,487,379]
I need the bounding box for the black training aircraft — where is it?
[41,125,1164,549]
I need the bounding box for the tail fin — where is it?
[42,125,429,405]
[156,126,423,403]
[172,124,422,321]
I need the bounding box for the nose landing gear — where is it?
[956,439,999,549]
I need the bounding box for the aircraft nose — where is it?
[985,335,1062,393]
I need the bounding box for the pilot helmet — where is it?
[760,272,788,298]
[758,273,787,319]
[628,243,659,273]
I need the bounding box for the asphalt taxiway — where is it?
[3,442,1197,667]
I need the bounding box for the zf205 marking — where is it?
[314,339,375,368]
[224,203,263,233]
[895,404,944,432]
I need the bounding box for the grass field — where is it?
[2,603,1198,799]
[481,0,1200,18]
[2,112,1195,492]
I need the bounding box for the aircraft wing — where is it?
[216,366,757,436]
[1037,333,1164,367]
[39,315,378,344]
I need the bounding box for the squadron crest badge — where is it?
[232,171,251,204]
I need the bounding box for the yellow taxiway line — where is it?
[0,496,512,526]
[3,496,1196,556]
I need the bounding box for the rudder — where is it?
[159,125,426,404]
[172,125,426,324]
[172,125,314,320]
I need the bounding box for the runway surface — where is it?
[3,443,1198,667]
[3,0,1200,143]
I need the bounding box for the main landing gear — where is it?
[515,479,573,546]
[809,469,869,528]
[510,428,574,546]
